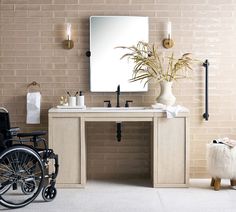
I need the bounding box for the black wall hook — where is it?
[203,59,209,121]
[85,51,91,57]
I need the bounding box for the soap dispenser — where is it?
[77,91,85,107]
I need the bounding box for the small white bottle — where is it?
[77,91,85,107]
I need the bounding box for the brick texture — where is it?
[1,0,236,178]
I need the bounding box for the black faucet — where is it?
[116,85,120,107]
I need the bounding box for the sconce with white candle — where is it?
[63,23,74,49]
[162,21,174,49]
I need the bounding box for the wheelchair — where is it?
[0,107,59,209]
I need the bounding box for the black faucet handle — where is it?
[104,100,112,107]
[125,100,133,108]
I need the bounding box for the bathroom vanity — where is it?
[48,107,189,188]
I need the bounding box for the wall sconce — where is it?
[63,23,74,49]
[162,21,174,49]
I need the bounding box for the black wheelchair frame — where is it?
[0,107,59,209]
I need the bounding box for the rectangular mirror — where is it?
[90,16,149,92]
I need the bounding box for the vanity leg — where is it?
[214,178,221,191]
[80,117,86,186]
[210,178,215,187]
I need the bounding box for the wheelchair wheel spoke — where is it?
[5,156,16,174]
[0,163,13,173]
[23,162,36,174]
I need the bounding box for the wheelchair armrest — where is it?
[9,127,20,136]
[17,131,47,138]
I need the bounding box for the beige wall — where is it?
[86,122,151,179]
[1,0,236,178]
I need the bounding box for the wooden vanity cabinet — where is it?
[49,116,85,187]
[152,117,189,187]
[49,110,188,188]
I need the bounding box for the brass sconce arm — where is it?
[163,38,174,49]
[63,39,74,49]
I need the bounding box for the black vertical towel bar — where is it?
[203,59,209,121]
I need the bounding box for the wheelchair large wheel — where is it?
[0,146,44,209]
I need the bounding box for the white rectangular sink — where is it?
[50,106,167,113]
[87,107,148,111]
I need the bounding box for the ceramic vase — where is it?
[156,81,176,106]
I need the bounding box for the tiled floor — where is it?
[1,179,236,212]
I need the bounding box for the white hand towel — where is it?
[166,105,189,118]
[26,92,41,124]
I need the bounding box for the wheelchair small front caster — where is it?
[42,185,57,202]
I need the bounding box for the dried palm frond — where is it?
[117,41,196,84]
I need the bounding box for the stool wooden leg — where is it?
[214,178,221,191]
[230,179,236,186]
[210,178,215,187]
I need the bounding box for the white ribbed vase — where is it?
[156,81,176,106]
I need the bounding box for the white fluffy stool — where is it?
[207,143,236,190]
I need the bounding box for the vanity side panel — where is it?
[152,117,158,187]
[156,117,187,186]
[49,116,81,186]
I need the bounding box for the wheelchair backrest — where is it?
[0,107,11,141]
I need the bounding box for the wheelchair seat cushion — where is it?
[17,131,47,138]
